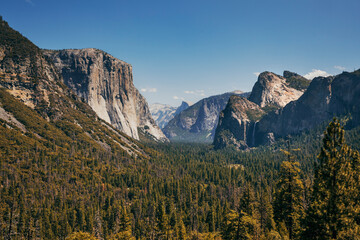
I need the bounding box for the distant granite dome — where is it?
[248,71,305,108]
[163,91,249,143]
[150,101,191,129]
[43,48,168,142]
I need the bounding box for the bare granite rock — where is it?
[248,71,304,108]
[43,49,168,142]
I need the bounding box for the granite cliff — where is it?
[248,71,306,108]
[213,71,309,149]
[0,18,149,156]
[214,69,360,150]
[255,70,360,146]
[43,49,168,142]
[213,96,264,149]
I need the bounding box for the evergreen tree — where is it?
[302,119,360,239]
[155,199,170,239]
[221,185,260,240]
[273,144,304,240]
[65,231,97,240]
[258,187,276,235]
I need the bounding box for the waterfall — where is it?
[252,121,257,147]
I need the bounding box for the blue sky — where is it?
[2,0,360,106]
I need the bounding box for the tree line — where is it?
[1,119,360,239]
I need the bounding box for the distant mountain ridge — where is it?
[163,91,249,143]
[150,101,191,129]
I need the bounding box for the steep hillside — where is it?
[163,91,249,143]
[0,18,149,157]
[43,49,168,142]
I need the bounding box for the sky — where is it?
[2,0,360,106]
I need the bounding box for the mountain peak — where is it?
[283,70,302,78]
[248,71,305,108]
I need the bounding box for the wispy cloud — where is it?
[173,96,185,100]
[334,65,346,71]
[184,89,205,96]
[25,0,34,5]
[141,88,157,93]
[253,72,261,77]
[304,69,331,80]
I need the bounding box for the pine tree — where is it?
[258,187,276,235]
[302,119,360,239]
[155,199,169,239]
[176,216,187,240]
[221,185,260,240]
[273,142,304,240]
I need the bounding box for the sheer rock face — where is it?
[255,76,333,145]
[255,70,360,146]
[248,71,304,108]
[43,49,168,142]
[213,96,264,150]
[0,19,150,156]
[213,71,309,150]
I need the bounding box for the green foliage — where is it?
[66,231,97,240]
[2,73,360,240]
[0,18,40,64]
[221,209,260,240]
[273,159,304,239]
[285,76,311,91]
[245,108,265,122]
[302,119,360,240]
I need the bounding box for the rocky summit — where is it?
[213,71,309,150]
[248,71,306,108]
[43,49,168,142]
[213,69,360,150]
[255,70,360,146]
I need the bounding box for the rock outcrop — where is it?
[248,71,305,108]
[43,49,168,142]
[213,71,309,149]
[150,101,190,129]
[213,96,264,149]
[163,91,249,143]
[255,70,360,145]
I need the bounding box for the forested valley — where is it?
[2,113,360,239]
[1,15,360,240]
